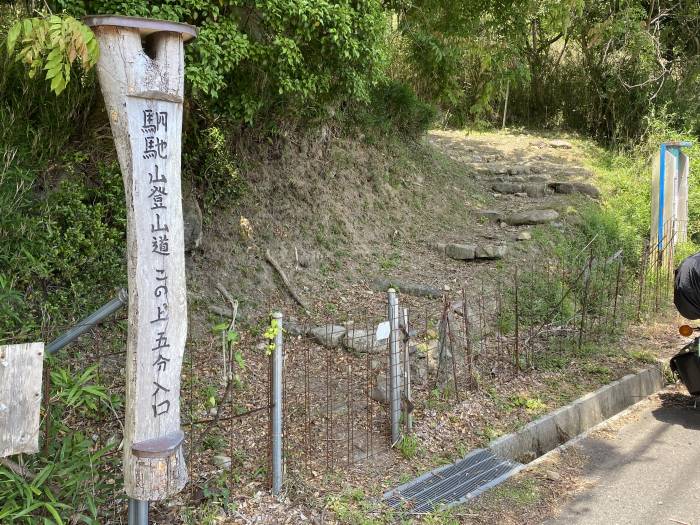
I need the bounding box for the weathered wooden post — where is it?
[0,343,44,459]
[83,15,197,509]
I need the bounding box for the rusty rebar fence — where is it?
[19,231,678,521]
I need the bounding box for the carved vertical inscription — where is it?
[123,96,188,499]
[0,343,44,458]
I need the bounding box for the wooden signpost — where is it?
[83,15,197,504]
[0,343,44,458]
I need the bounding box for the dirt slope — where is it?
[187,129,598,335]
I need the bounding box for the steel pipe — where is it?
[271,312,284,496]
[128,498,149,525]
[46,288,127,355]
[388,289,401,445]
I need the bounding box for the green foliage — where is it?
[565,203,639,269]
[0,154,126,342]
[405,30,462,106]
[396,433,420,459]
[263,317,280,355]
[202,430,227,452]
[378,249,401,270]
[185,125,244,213]
[6,14,98,95]
[674,241,700,266]
[0,10,122,343]
[199,472,237,514]
[212,319,245,390]
[3,0,697,144]
[0,434,116,524]
[498,260,573,334]
[0,363,119,524]
[422,507,460,525]
[50,364,112,416]
[630,349,657,364]
[509,395,547,414]
[583,362,612,380]
[356,80,436,138]
[42,0,388,126]
[326,488,394,525]
[488,478,540,506]
[389,0,700,145]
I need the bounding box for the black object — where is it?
[674,252,700,319]
[670,347,700,395]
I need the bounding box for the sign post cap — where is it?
[83,15,197,42]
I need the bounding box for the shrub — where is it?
[367,80,436,138]
[350,79,436,139]
[0,160,126,343]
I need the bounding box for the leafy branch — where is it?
[6,15,99,95]
[263,317,280,355]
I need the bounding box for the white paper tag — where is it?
[375,321,391,341]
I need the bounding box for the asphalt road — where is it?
[545,387,700,525]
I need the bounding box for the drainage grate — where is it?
[384,448,523,513]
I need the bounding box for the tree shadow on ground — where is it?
[652,390,700,430]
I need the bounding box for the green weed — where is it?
[510,395,547,414]
[379,250,402,271]
[480,424,500,443]
[50,363,115,419]
[583,363,613,381]
[326,488,392,525]
[202,430,228,453]
[422,507,460,525]
[397,434,421,459]
[630,350,657,364]
[534,351,570,371]
[0,364,120,524]
[489,478,541,506]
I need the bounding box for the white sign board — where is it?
[375,321,391,342]
[0,343,44,458]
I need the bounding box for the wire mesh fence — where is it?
[267,234,677,487]
[22,228,680,522]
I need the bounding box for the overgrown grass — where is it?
[397,434,421,459]
[0,360,120,524]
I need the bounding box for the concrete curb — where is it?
[524,381,675,471]
[489,365,665,463]
[380,366,667,512]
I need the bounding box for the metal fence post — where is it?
[388,289,401,446]
[271,312,284,496]
[128,499,148,525]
